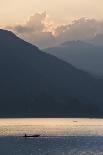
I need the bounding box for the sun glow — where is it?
[0,0,103,26]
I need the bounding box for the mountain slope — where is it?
[0,29,103,117]
[44,41,103,76]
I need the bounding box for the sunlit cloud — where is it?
[6,12,103,48]
[6,12,57,48]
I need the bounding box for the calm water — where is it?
[0,118,103,154]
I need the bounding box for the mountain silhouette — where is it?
[44,41,103,76]
[0,29,103,117]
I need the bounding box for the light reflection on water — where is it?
[0,118,103,136]
[1,136,103,155]
[0,119,103,154]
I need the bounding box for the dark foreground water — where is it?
[1,136,103,155]
[0,118,103,155]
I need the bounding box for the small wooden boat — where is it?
[23,134,40,138]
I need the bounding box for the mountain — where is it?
[0,29,103,117]
[44,41,103,76]
[90,34,103,46]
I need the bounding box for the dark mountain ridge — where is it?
[0,29,103,117]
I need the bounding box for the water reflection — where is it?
[0,118,103,136]
[0,136,103,155]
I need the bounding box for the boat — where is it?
[23,134,40,138]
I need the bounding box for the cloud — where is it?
[6,12,103,48]
[55,18,103,43]
[6,12,56,48]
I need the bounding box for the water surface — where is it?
[0,118,103,155]
[0,118,103,136]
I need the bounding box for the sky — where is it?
[1,0,103,48]
[0,0,103,26]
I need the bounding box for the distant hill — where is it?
[44,41,103,76]
[0,29,103,117]
[90,34,103,46]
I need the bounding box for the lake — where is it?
[0,118,103,154]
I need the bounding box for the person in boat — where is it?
[24,134,27,138]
